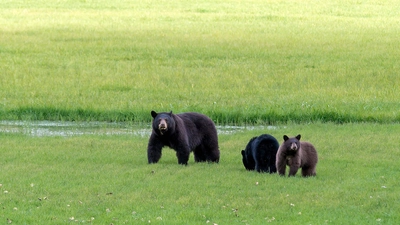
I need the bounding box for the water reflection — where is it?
[0,121,277,137]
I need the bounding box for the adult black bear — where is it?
[241,134,279,173]
[147,111,220,165]
[276,134,318,177]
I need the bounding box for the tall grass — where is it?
[1,0,399,123]
[1,123,399,224]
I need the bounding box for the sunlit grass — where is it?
[1,0,399,123]
[1,123,400,224]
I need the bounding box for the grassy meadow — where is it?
[1,123,400,224]
[1,0,400,224]
[0,0,399,123]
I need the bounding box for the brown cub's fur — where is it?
[276,134,318,177]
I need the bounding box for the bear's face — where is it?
[151,111,175,135]
[283,134,301,152]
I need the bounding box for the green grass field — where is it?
[1,123,400,224]
[1,0,399,123]
[1,0,400,224]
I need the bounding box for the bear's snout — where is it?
[290,143,298,151]
[158,119,168,134]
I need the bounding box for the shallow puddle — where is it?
[0,121,278,137]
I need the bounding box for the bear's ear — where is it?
[283,135,289,141]
[296,134,301,140]
[241,150,245,156]
[151,111,158,118]
[169,111,173,115]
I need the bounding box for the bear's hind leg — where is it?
[301,166,316,177]
[255,162,261,173]
[194,146,207,162]
[207,148,220,163]
[256,160,270,173]
[268,164,277,174]
[202,135,220,163]
[204,143,220,163]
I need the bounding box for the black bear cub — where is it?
[147,111,220,165]
[276,134,318,177]
[241,134,279,173]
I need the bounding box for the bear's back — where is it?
[177,113,216,132]
[252,134,279,157]
[175,112,218,144]
[300,141,318,166]
[177,112,213,123]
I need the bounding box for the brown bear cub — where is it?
[276,134,318,177]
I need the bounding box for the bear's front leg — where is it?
[147,134,164,164]
[176,150,190,165]
[288,157,301,176]
[288,165,299,177]
[173,144,191,165]
[276,155,287,176]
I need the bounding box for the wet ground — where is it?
[0,121,278,137]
